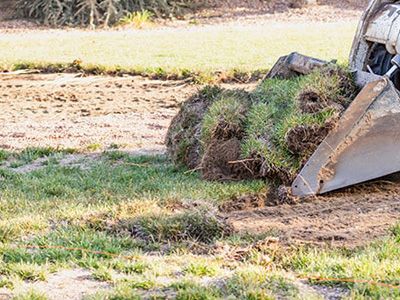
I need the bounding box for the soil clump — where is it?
[201,138,254,181]
[285,122,335,156]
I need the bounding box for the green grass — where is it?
[241,67,357,179]
[0,152,265,241]
[0,22,357,82]
[278,238,400,299]
[0,149,399,298]
[201,90,250,145]
[170,67,357,183]
[1,20,398,299]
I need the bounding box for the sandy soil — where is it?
[167,1,365,28]
[0,73,256,152]
[224,179,400,248]
[0,269,112,300]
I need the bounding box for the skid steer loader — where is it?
[267,0,400,197]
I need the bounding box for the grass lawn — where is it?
[2,22,400,299]
[0,149,399,299]
[0,22,357,81]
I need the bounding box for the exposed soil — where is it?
[0,269,112,300]
[224,179,400,248]
[285,122,335,155]
[178,0,366,27]
[298,89,329,113]
[201,138,255,181]
[0,73,256,152]
[0,73,191,123]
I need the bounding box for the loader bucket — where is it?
[292,77,400,197]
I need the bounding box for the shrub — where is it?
[15,0,203,27]
[118,10,154,29]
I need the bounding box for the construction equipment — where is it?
[267,0,400,197]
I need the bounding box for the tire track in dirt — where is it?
[0,73,257,151]
[224,180,400,247]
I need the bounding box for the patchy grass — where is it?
[0,149,399,298]
[13,290,49,300]
[277,235,400,299]
[15,147,76,163]
[0,147,78,171]
[168,67,358,184]
[0,150,11,161]
[240,67,358,180]
[201,90,251,146]
[0,151,265,242]
[0,22,356,82]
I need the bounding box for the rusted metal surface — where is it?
[292,77,400,196]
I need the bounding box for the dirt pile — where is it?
[166,67,359,196]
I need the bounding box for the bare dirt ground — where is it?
[0,73,256,152]
[224,180,400,248]
[0,269,112,300]
[167,0,365,27]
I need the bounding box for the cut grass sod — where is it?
[0,22,357,82]
[0,149,400,298]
